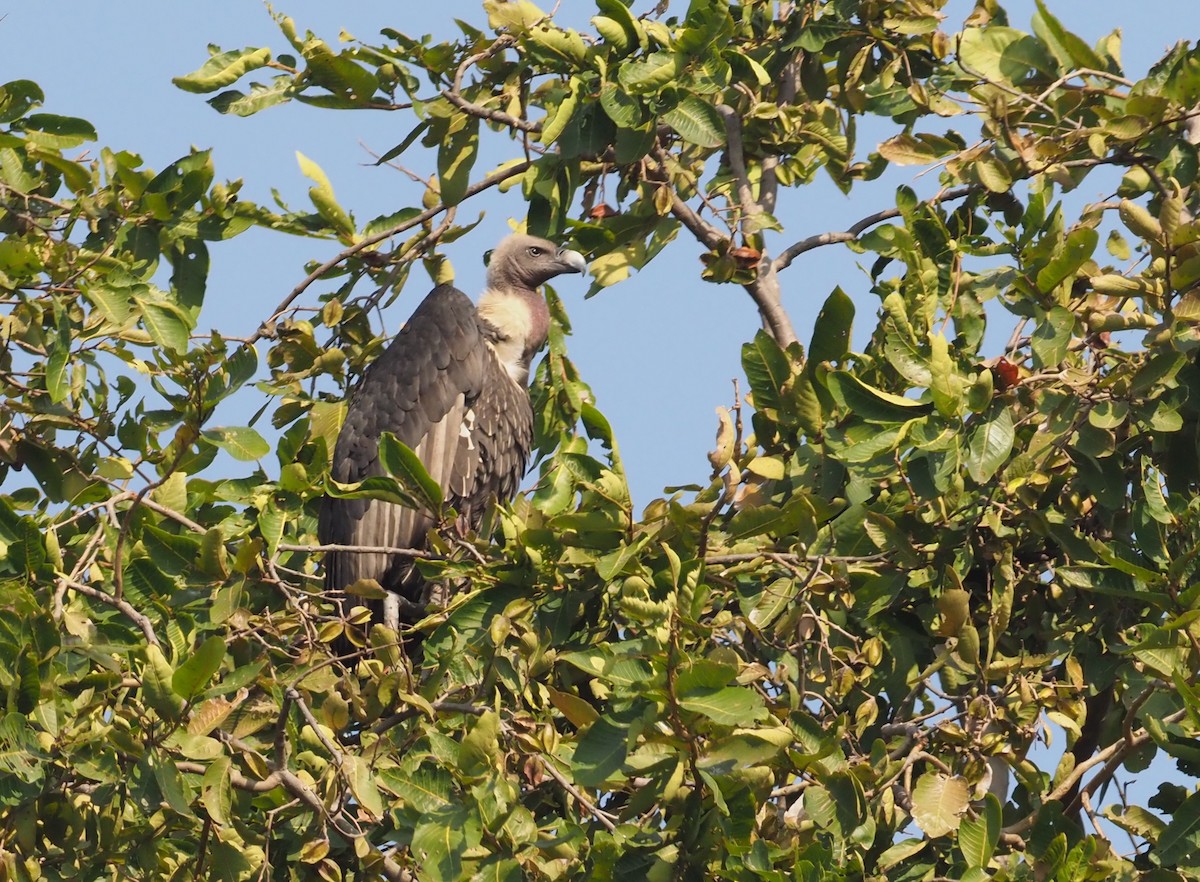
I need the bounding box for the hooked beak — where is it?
[556,246,588,275]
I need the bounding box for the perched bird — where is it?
[318,234,587,640]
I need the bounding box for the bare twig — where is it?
[59,577,160,646]
[541,757,618,832]
[277,542,436,558]
[220,733,414,882]
[251,159,534,344]
[177,761,281,793]
[645,149,727,251]
[772,186,974,272]
[442,36,540,133]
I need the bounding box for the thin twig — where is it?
[59,577,160,646]
[442,36,540,133]
[250,159,534,344]
[277,542,436,558]
[541,757,618,832]
[772,186,974,272]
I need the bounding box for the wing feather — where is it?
[319,284,537,626]
[319,284,485,596]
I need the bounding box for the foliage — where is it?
[3,1,1200,880]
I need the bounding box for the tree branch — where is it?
[251,158,534,344]
[442,36,541,133]
[276,542,436,558]
[646,149,727,251]
[715,103,761,226]
[59,577,160,646]
[772,185,974,273]
[220,733,414,882]
[540,757,617,832]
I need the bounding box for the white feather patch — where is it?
[477,290,534,383]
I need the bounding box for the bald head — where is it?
[486,234,587,291]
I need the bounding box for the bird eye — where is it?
[528,246,543,257]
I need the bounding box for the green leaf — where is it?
[142,525,201,577]
[825,370,933,423]
[928,331,961,418]
[958,793,1001,867]
[1032,0,1105,70]
[342,754,384,818]
[877,133,957,165]
[911,772,969,837]
[148,751,194,817]
[1036,226,1098,292]
[172,636,226,699]
[595,0,646,52]
[45,342,69,404]
[957,27,1057,84]
[966,408,1014,483]
[201,756,233,826]
[412,805,471,882]
[85,282,135,326]
[378,432,444,513]
[296,151,355,239]
[173,47,273,94]
[618,51,681,93]
[142,645,185,722]
[808,287,854,368]
[742,330,794,414]
[1030,306,1076,368]
[135,297,193,353]
[678,685,767,726]
[974,153,1012,193]
[662,96,724,148]
[459,710,500,779]
[1160,789,1200,865]
[208,79,292,117]
[379,766,453,813]
[593,15,632,54]
[200,426,270,461]
[17,113,97,149]
[727,495,817,542]
[878,838,928,871]
[540,78,581,147]
[0,80,45,124]
[437,114,479,207]
[483,0,545,31]
[573,715,627,787]
[599,82,642,127]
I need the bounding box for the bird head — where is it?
[486,234,587,291]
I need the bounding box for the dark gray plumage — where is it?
[318,234,586,639]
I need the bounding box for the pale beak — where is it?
[556,247,587,274]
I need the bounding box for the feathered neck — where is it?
[477,286,550,385]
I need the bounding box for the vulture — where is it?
[318,234,587,640]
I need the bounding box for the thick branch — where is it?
[760,56,800,216]
[745,264,798,347]
[715,104,761,225]
[177,761,280,793]
[1004,707,1187,836]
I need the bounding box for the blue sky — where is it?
[4,1,1197,505]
